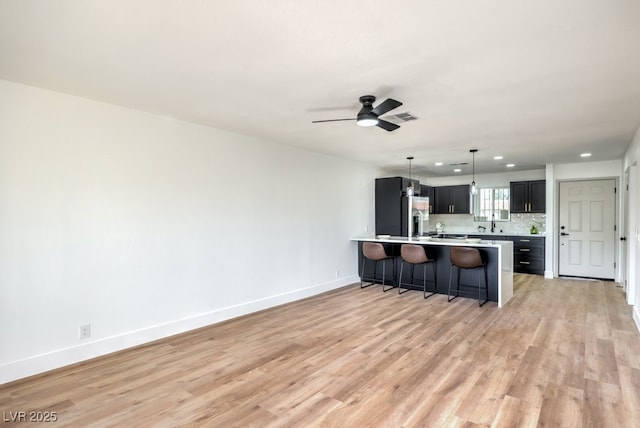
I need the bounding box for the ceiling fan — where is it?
[312,95,403,132]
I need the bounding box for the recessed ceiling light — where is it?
[506,163,515,168]
[494,155,503,160]
[435,162,443,166]
[580,153,592,157]
[454,168,461,172]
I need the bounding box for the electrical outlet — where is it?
[79,324,91,340]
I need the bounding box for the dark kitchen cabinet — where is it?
[434,187,450,214]
[420,185,434,213]
[434,185,471,214]
[375,177,420,236]
[510,180,546,213]
[512,236,545,274]
[467,234,546,275]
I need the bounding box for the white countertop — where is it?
[469,232,545,237]
[436,230,546,238]
[351,235,513,248]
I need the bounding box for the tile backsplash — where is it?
[429,213,546,235]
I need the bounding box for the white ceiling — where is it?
[1,1,640,177]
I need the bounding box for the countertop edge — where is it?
[351,236,513,248]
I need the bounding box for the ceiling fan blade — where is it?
[376,119,400,132]
[311,118,356,123]
[371,98,402,116]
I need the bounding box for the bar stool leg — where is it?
[382,258,394,292]
[422,263,426,296]
[424,261,437,299]
[477,266,482,306]
[398,261,410,295]
[361,258,380,289]
[484,265,489,303]
[447,264,456,301]
[478,264,489,307]
[360,257,370,288]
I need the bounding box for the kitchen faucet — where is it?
[491,214,496,233]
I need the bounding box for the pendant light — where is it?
[470,149,478,194]
[406,156,414,196]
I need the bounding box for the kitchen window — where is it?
[474,187,510,221]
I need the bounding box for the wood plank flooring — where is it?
[1,274,639,427]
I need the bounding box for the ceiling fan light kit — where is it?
[356,115,378,127]
[312,95,403,132]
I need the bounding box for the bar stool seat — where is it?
[448,246,488,307]
[360,242,395,292]
[398,244,437,299]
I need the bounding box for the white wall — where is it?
[553,159,622,180]
[547,159,623,280]
[0,80,377,384]
[420,169,545,187]
[544,165,555,278]
[623,125,640,331]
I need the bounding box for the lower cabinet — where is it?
[512,236,545,275]
[468,235,545,275]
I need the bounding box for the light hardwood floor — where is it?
[1,274,640,427]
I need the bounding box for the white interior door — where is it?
[558,179,616,279]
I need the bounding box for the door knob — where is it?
[560,232,570,236]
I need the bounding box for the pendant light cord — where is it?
[406,156,414,195]
[470,149,478,194]
[407,156,414,180]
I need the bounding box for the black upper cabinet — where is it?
[375,177,420,235]
[434,185,470,214]
[510,182,528,213]
[434,187,451,214]
[420,185,434,213]
[451,185,471,213]
[510,180,546,213]
[528,181,546,212]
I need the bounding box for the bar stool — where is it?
[448,246,488,307]
[360,242,395,292]
[397,244,437,298]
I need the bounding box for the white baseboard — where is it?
[0,275,358,385]
[544,270,554,279]
[634,305,640,334]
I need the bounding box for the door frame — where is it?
[556,177,619,281]
[621,167,629,293]
[625,165,637,305]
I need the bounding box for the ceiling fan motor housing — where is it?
[358,95,377,122]
[359,95,376,109]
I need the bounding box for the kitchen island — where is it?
[352,236,514,307]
